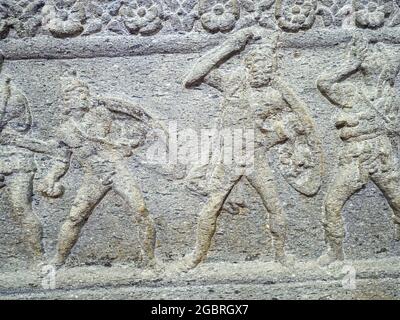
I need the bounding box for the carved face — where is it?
[63,86,90,117]
[360,44,397,86]
[245,51,274,88]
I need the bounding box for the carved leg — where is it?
[185,189,236,270]
[372,165,400,241]
[182,164,239,270]
[8,172,43,262]
[319,162,367,265]
[113,168,157,267]
[53,175,110,267]
[247,161,288,264]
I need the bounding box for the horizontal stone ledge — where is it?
[0,257,399,294]
[3,278,399,300]
[1,28,400,60]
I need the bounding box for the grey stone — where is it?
[0,0,400,300]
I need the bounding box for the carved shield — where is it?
[97,96,157,149]
[273,110,323,197]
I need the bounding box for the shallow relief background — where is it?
[1,41,400,270]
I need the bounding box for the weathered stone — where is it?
[0,0,400,300]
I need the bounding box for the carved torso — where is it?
[59,104,123,174]
[209,69,292,149]
[0,80,34,173]
[333,82,399,142]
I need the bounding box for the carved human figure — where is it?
[317,34,400,265]
[40,77,157,268]
[0,53,59,262]
[182,29,321,269]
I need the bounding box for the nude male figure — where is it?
[40,77,157,267]
[182,30,319,269]
[317,35,400,264]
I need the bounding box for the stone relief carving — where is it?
[0,74,43,262]
[198,0,241,33]
[391,0,400,26]
[163,0,199,32]
[316,0,350,28]
[1,0,400,300]
[239,0,276,29]
[0,0,45,38]
[39,76,158,268]
[42,0,86,38]
[0,57,69,263]
[180,28,322,270]
[275,0,318,32]
[1,0,400,40]
[353,0,394,28]
[317,33,400,265]
[118,0,164,36]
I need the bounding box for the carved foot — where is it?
[31,252,44,269]
[275,253,296,267]
[174,253,201,273]
[145,258,165,273]
[49,255,66,270]
[318,248,344,267]
[30,260,46,272]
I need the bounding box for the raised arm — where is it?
[317,35,367,105]
[316,59,360,105]
[183,28,254,88]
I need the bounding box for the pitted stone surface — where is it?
[1,0,400,300]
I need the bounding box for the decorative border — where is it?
[1,0,400,41]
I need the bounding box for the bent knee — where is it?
[68,212,89,227]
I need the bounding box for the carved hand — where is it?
[38,178,65,198]
[348,34,368,65]
[230,27,254,51]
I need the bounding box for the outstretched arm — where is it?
[183,28,254,88]
[0,129,68,158]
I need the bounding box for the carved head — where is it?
[61,77,90,117]
[244,44,275,88]
[360,41,400,87]
[0,77,32,133]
